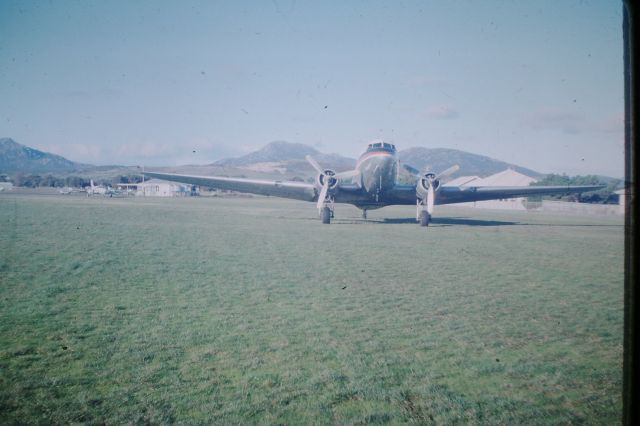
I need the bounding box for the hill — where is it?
[214,141,356,172]
[213,141,543,179]
[4,138,617,185]
[398,147,543,178]
[0,138,89,174]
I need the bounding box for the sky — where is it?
[0,0,625,177]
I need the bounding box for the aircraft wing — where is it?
[436,184,605,205]
[382,184,605,206]
[143,171,316,202]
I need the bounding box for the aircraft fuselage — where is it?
[356,143,398,200]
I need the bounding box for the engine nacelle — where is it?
[316,169,339,189]
[416,173,440,198]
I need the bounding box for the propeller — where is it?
[305,155,324,175]
[305,155,360,181]
[306,155,360,211]
[317,179,330,210]
[403,163,459,180]
[426,183,435,214]
[403,164,421,176]
[404,164,459,221]
[435,164,459,180]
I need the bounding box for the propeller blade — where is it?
[403,164,421,177]
[436,164,460,180]
[305,155,324,174]
[316,182,329,210]
[426,184,435,214]
[334,169,360,180]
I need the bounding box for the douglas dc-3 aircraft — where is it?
[145,142,603,227]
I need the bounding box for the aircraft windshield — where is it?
[367,142,396,152]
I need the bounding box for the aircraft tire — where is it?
[322,207,331,224]
[420,211,430,227]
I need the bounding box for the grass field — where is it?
[0,193,624,424]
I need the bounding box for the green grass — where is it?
[0,194,623,424]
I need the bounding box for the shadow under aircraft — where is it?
[145,142,604,227]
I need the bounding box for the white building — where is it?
[0,182,13,192]
[444,168,537,210]
[116,179,196,197]
[445,175,481,187]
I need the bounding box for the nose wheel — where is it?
[419,210,431,227]
[322,206,332,224]
[416,199,432,227]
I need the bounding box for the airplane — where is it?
[85,180,124,197]
[144,141,604,227]
[85,179,108,196]
[58,186,83,194]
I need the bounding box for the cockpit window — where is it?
[367,142,397,151]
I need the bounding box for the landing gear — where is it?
[362,209,367,220]
[419,211,431,227]
[322,206,331,224]
[416,199,432,227]
[318,192,335,224]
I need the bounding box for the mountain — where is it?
[213,141,356,175]
[213,141,543,179]
[398,147,543,178]
[0,138,88,174]
[215,141,319,166]
[5,137,607,183]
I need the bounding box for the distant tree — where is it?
[114,174,144,184]
[65,176,87,188]
[41,175,64,187]
[530,174,620,204]
[14,174,43,188]
[12,173,24,186]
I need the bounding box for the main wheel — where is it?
[322,207,331,224]
[419,211,430,227]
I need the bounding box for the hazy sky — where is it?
[0,1,624,177]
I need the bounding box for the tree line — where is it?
[530,174,622,204]
[1,174,144,188]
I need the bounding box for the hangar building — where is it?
[444,168,537,210]
[116,179,197,197]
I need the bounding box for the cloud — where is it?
[34,143,103,163]
[524,109,584,134]
[425,105,460,120]
[524,110,624,135]
[34,138,238,166]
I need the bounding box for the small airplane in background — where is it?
[58,186,83,194]
[86,180,108,196]
[85,180,123,197]
[144,142,604,227]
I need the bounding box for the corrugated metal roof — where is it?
[472,169,536,186]
[138,179,190,190]
[443,176,481,186]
